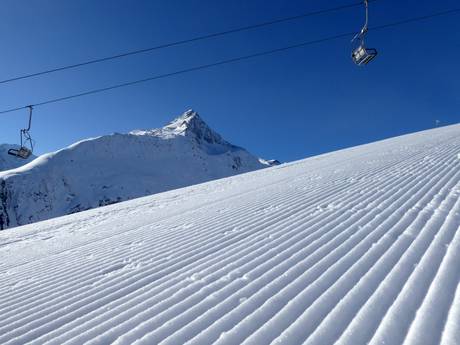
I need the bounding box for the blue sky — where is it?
[1,0,459,162]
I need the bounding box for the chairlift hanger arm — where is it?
[25,105,33,132]
[364,0,369,33]
[352,0,370,42]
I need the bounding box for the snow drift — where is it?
[0,110,275,230]
[0,123,459,344]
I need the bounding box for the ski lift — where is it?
[352,0,377,66]
[8,105,34,159]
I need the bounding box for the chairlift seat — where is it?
[352,45,377,66]
[8,147,32,159]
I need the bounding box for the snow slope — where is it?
[0,124,459,345]
[0,144,36,171]
[0,110,274,230]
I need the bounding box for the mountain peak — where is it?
[164,110,228,145]
[165,109,202,131]
[183,109,199,119]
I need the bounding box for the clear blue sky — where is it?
[1,0,459,162]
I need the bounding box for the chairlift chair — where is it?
[8,105,34,159]
[351,0,377,66]
[352,43,377,66]
[8,146,33,160]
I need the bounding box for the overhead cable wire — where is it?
[0,1,373,85]
[1,7,459,115]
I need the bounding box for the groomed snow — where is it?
[0,124,459,345]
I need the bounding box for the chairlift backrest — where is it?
[17,147,33,159]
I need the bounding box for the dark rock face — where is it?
[0,180,10,230]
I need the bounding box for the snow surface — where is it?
[0,124,459,345]
[0,144,36,171]
[0,110,274,230]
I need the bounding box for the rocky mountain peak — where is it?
[164,110,227,145]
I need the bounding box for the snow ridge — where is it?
[0,124,459,344]
[0,110,274,230]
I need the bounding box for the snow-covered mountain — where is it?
[0,110,276,230]
[0,144,36,171]
[0,124,458,344]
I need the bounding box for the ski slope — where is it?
[0,124,459,345]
